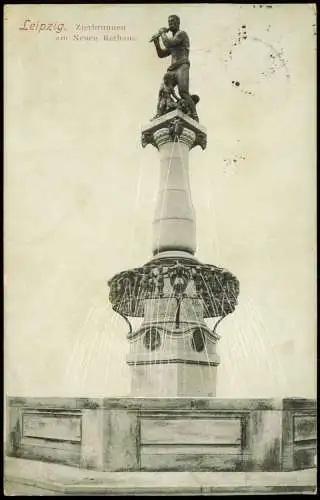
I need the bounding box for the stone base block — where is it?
[6,397,317,473]
[128,361,218,397]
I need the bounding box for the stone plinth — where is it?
[127,313,220,397]
[6,397,317,473]
[127,358,219,398]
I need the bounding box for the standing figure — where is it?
[151,15,199,121]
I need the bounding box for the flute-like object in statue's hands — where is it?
[149,27,169,43]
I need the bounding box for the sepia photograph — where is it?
[4,3,316,495]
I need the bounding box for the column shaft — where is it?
[152,138,196,255]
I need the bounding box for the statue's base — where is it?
[141,109,207,150]
[5,457,316,495]
[6,397,316,474]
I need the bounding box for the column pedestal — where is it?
[128,112,217,397]
[109,110,239,398]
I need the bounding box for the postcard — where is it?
[4,3,316,495]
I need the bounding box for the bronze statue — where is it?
[150,15,199,121]
[156,72,180,118]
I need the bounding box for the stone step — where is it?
[4,457,317,495]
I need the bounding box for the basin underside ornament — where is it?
[108,257,239,319]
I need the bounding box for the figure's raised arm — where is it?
[153,38,170,58]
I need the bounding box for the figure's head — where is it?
[168,15,180,33]
[191,94,200,105]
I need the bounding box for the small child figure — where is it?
[154,72,179,119]
[177,94,200,121]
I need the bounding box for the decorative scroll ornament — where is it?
[153,128,171,148]
[178,128,196,148]
[141,131,158,149]
[193,130,207,150]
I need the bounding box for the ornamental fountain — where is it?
[6,15,316,483]
[108,14,239,398]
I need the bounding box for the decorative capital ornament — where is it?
[141,110,207,151]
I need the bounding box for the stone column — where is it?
[141,110,207,260]
[152,127,196,256]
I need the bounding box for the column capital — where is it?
[153,125,196,150]
[141,110,207,151]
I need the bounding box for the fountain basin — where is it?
[6,397,316,472]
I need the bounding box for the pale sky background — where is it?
[4,4,316,399]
